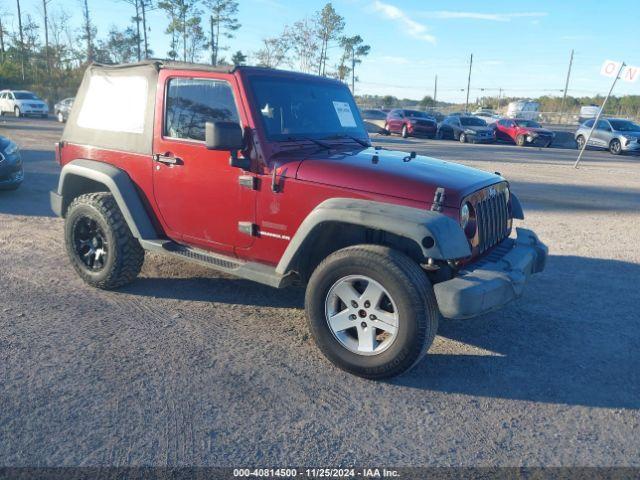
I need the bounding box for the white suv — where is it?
[0,90,49,118]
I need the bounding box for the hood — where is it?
[523,127,553,134]
[616,130,640,136]
[463,126,494,133]
[292,146,502,208]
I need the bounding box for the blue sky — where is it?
[12,0,640,102]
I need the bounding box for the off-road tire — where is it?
[609,138,622,155]
[516,134,526,146]
[305,245,439,379]
[65,192,144,289]
[401,125,409,138]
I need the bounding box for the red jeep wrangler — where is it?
[50,61,547,379]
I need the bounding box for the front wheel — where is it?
[57,111,65,123]
[401,125,409,138]
[14,107,21,118]
[576,135,586,150]
[609,138,622,155]
[305,245,439,379]
[65,192,145,289]
[515,134,526,147]
[459,132,467,143]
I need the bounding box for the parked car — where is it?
[385,109,437,138]
[474,111,501,124]
[424,110,445,122]
[0,90,49,118]
[360,108,389,134]
[494,118,554,147]
[50,61,546,379]
[506,100,540,121]
[578,105,601,124]
[575,118,640,155]
[0,135,23,190]
[54,97,75,123]
[437,115,496,143]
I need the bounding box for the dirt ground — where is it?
[1,117,639,467]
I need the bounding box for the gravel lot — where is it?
[1,117,639,467]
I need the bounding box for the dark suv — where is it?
[50,61,546,379]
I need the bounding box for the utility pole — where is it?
[433,74,438,106]
[465,53,473,112]
[16,0,25,80]
[42,0,51,72]
[574,61,625,169]
[497,87,503,111]
[559,49,574,124]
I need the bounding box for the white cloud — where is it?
[420,11,548,22]
[371,1,436,44]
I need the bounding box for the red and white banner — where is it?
[600,60,639,83]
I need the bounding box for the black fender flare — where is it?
[51,159,158,240]
[275,198,471,275]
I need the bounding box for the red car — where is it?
[494,118,555,147]
[385,109,437,138]
[50,61,546,379]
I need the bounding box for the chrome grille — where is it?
[475,188,509,253]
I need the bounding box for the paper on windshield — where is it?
[332,101,357,128]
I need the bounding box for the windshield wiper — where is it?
[322,134,371,147]
[285,136,332,150]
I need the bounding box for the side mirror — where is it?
[205,121,249,169]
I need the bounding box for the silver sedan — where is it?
[575,118,640,155]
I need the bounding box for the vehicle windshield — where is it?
[460,117,487,127]
[515,120,541,128]
[14,92,39,100]
[609,120,640,132]
[404,110,428,118]
[249,76,368,142]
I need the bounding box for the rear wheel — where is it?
[515,134,526,146]
[576,135,586,150]
[305,245,439,379]
[609,138,622,155]
[401,125,409,138]
[65,192,144,289]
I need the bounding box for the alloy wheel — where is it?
[324,275,399,355]
[72,216,109,271]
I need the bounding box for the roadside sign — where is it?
[601,60,639,82]
[601,60,621,78]
[622,65,639,83]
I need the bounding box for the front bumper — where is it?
[469,133,495,143]
[0,169,24,189]
[621,140,640,152]
[50,190,63,216]
[433,228,547,319]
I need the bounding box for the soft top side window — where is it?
[165,77,239,142]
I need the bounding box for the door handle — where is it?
[153,153,182,165]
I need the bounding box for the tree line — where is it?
[0,0,370,104]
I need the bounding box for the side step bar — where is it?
[140,240,293,288]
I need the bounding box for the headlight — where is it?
[460,202,476,238]
[3,141,19,156]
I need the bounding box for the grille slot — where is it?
[475,189,509,253]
